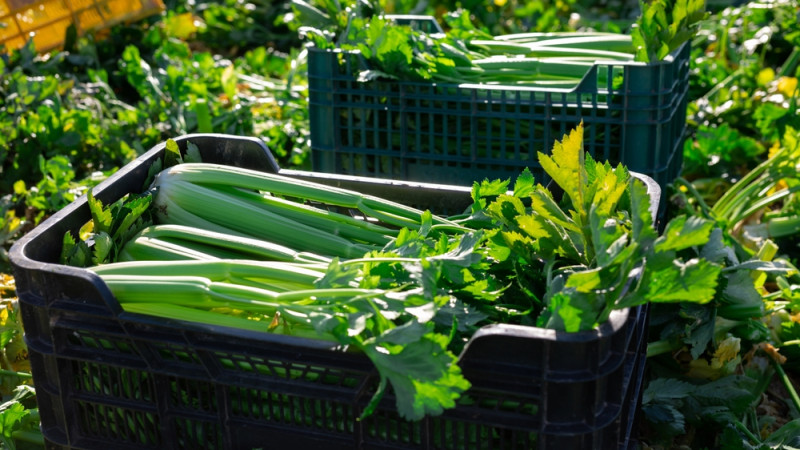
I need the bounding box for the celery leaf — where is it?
[629,258,721,305]
[655,215,715,252]
[185,141,203,163]
[87,190,112,235]
[512,168,536,198]
[362,326,470,421]
[538,125,586,220]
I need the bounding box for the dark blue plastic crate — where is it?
[12,134,657,450]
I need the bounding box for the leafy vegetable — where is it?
[298,4,638,88]
[77,123,735,422]
[2,0,800,447]
[630,0,708,63]
[0,386,41,450]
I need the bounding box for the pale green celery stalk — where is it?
[467,74,584,88]
[437,41,473,62]
[134,224,332,264]
[124,302,340,343]
[711,146,787,219]
[430,223,477,234]
[496,31,631,43]
[152,192,252,236]
[730,184,800,225]
[99,275,283,311]
[148,195,343,263]
[104,273,385,317]
[521,35,634,54]
[273,287,386,303]
[507,80,584,87]
[216,185,397,246]
[122,236,256,262]
[152,163,461,228]
[472,57,595,78]
[104,273,375,310]
[118,236,220,262]
[761,215,800,239]
[225,276,316,293]
[716,178,774,224]
[123,302,275,333]
[91,259,328,287]
[469,58,615,87]
[356,201,434,229]
[100,274,376,306]
[428,71,481,84]
[154,179,378,259]
[467,39,538,55]
[519,46,634,61]
[546,56,627,63]
[742,215,800,246]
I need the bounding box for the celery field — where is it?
[1,0,800,449]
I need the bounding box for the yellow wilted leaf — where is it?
[712,336,741,368]
[768,140,781,159]
[758,342,786,364]
[777,76,798,97]
[164,13,198,39]
[221,64,238,103]
[538,123,586,215]
[686,358,718,379]
[12,180,26,196]
[757,68,775,87]
[0,274,14,292]
[2,210,21,234]
[766,141,789,194]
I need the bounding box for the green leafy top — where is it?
[464,123,724,331]
[60,139,201,267]
[631,0,708,63]
[318,122,742,420]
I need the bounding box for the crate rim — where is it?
[9,133,659,353]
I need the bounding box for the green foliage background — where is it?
[1,0,799,448]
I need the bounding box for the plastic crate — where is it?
[0,0,164,52]
[10,134,659,450]
[307,35,689,213]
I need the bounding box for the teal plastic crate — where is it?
[308,38,689,211]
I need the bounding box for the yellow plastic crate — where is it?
[0,0,165,52]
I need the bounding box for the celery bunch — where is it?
[63,126,788,422]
